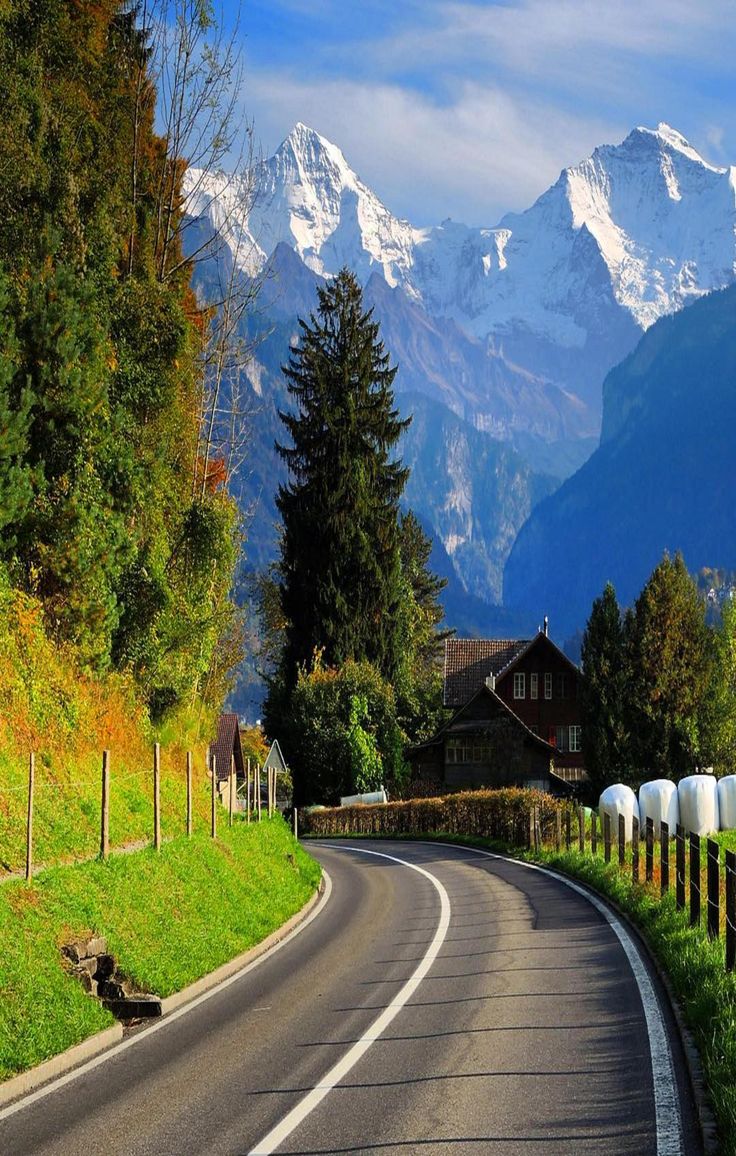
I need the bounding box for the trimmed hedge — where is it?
[302,787,570,843]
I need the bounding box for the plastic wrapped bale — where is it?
[638,779,679,838]
[598,784,639,843]
[678,775,719,836]
[717,775,736,831]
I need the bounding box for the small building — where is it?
[210,713,245,786]
[409,625,585,793]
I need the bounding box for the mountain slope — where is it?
[503,283,736,636]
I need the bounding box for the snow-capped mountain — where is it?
[186,121,736,419]
[185,121,736,644]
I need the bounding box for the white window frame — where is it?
[530,673,538,700]
[569,725,582,753]
[513,672,526,699]
[544,672,553,699]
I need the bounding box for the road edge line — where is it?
[248,845,452,1156]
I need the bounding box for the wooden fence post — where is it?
[211,753,217,839]
[707,838,720,940]
[578,806,585,854]
[675,824,685,910]
[555,809,562,852]
[229,755,235,828]
[534,805,541,852]
[246,757,251,824]
[690,831,701,927]
[256,763,262,822]
[186,751,193,837]
[604,812,611,863]
[293,806,298,840]
[591,811,597,856]
[726,850,736,973]
[565,810,571,852]
[528,807,534,850]
[632,816,640,883]
[618,813,625,867]
[25,752,35,882]
[645,817,654,883]
[660,820,669,895]
[100,750,110,861]
[153,743,161,851]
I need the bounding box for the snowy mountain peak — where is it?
[622,122,723,171]
[277,122,355,187]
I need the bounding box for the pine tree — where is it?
[626,552,712,777]
[275,268,410,685]
[579,582,629,794]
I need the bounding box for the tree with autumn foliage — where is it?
[0,0,246,720]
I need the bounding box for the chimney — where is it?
[543,615,549,637]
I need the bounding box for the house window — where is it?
[530,673,538,699]
[556,673,567,699]
[446,739,492,764]
[544,672,553,699]
[555,725,569,752]
[569,726,582,753]
[513,672,526,699]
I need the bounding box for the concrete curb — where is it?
[0,1024,123,1109]
[0,878,324,1111]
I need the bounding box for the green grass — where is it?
[0,815,321,1082]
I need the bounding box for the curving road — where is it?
[0,840,700,1155]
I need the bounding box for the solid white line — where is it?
[418,839,684,1156]
[248,846,452,1156]
[0,873,333,1125]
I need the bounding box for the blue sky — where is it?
[219,0,736,225]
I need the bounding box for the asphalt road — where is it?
[0,840,700,1155]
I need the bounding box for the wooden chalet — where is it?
[409,623,585,793]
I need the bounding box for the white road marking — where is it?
[0,873,333,1124]
[424,840,684,1156]
[248,846,452,1156]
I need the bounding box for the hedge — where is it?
[301,788,571,843]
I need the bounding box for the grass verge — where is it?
[0,815,321,1082]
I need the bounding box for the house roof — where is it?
[412,683,556,756]
[444,632,580,706]
[210,713,245,782]
[443,638,530,706]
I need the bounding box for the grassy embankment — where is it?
[0,578,322,1084]
[0,581,220,875]
[0,816,321,1082]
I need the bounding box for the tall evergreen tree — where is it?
[626,552,712,778]
[579,582,629,794]
[275,268,410,685]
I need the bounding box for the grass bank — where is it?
[0,815,320,1082]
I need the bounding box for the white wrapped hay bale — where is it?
[638,779,679,838]
[678,775,719,836]
[598,784,639,842]
[717,775,736,831]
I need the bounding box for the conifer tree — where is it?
[275,268,410,685]
[626,552,712,777]
[579,582,629,793]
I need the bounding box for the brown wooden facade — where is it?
[408,685,572,797]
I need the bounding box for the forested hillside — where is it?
[0,1,240,735]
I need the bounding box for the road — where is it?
[0,840,700,1155]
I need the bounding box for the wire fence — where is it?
[1,746,283,884]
